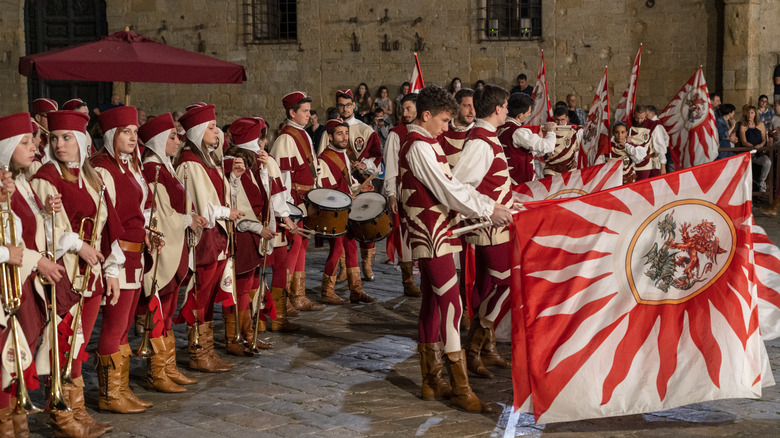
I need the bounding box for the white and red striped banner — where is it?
[410,53,425,94]
[579,67,611,167]
[614,45,641,125]
[527,51,553,125]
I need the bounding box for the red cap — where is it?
[179,104,216,131]
[32,98,58,114]
[62,98,85,111]
[228,117,263,145]
[185,102,208,112]
[47,110,90,133]
[336,89,354,100]
[282,91,309,111]
[139,113,175,144]
[326,118,346,134]
[253,117,268,133]
[99,106,138,132]
[0,113,34,141]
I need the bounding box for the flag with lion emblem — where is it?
[510,152,770,424]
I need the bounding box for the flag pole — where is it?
[414,53,425,87]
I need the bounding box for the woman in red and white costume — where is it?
[174,104,243,373]
[0,113,67,437]
[139,113,206,391]
[91,106,160,413]
[31,110,124,437]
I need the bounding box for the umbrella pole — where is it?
[125,81,131,105]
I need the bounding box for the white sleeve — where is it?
[102,240,126,279]
[383,131,400,197]
[0,246,8,264]
[452,139,494,187]
[180,213,193,229]
[55,231,84,260]
[278,170,294,204]
[205,203,231,228]
[407,142,494,219]
[652,127,669,163]
[361,157,379,175]
[513,128,556,156]
[626,144,648,163]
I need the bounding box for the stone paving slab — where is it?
[19,207,780,436]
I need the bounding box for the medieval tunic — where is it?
[602,137,648,184]
[437,121,474,169]
[543,125,583,176]
[317,116,383,175]
[631,119,669,176]
[382,123,412,264]
[498,118,556,188]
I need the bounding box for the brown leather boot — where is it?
[321,273,347,304]
[164,330,198,385]
[400,261,421,297]
[50,382,106,438]
[205,322,235,368]
[223,310,254,357]
[290,271,325,311]
[70,376,113,436]
[444,350,493,413]
[761,197,780,216]
[147,337,186,393]
[241,309,272,350]
[481,323,511,369]
[336,254,348,282]
[8,400,28,438]
[188,323,230,373]
[285,296,300,317]
[464,319,493,378]
[0,405,14,438]
[348,268,376,303]
[96,351,146,414]
[118,344,154,408]
[418,343,452,401]
[270,287,301,332]
[360,247,376,281]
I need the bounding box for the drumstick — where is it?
[352,171,380,197]
[446,210,523,236]
[280,223,315,235]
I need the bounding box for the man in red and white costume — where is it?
[383,93,420,297]
[318,89,383,282]
[452,84,514,379]
[437,88,475,169]
[542,106,583,176]
[398,85,512,413]
[29,98,58,175]
[631,104,669,180]
[270,92,325,312]
[317,118,375,305]
[497,92,556,189]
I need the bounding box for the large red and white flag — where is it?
[513,158,623,204]
[751,224,780,340]
[660,67,719,169]
[614,45,642,125]
[527,51,553,125]
[511,153,769,423]
[409,53,425,94]
[579,67,611,167]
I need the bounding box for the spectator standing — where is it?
[510,74,534,95]
[306,109,327,148]
[448,77,462,98]
[710,92,722,118]
[93,93,124,116]
[372,108,391,150]
[567,94,587,127]
[394,82,410,124]
[716,103,736,159]
[373,86,393,122]
[474,80,485,91]
[355,83,373,121]
[757,95,775,132]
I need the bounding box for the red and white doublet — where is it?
[497,118,555,188]
[631,118,669,179]
[318,144,360,276]
[383,123,412,263]
[398,123,494,353]
[317,116,382,175]
[437,121,474,169]
[543,126,583,176]
[599,137,648,184]
[452,119,514,326]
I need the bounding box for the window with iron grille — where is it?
[246,0,297,44]
[478,0,542,41]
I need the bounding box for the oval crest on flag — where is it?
[624,199,736,304]
[545,188,588,200]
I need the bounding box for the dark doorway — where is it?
[24,0,110,115]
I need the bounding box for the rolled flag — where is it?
[409,53,425,94]
[614,45,642,125]
[527,50,553,125]
[579,67,611,167]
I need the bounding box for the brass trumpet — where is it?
[183,164,202,349]
[222,160,246,349]
[39,199,69,411]
[250,220,270,353]
[137,167,164,358]
[62,185,106,384]
[0,169,41,414]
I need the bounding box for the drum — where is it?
[286,202,303,221]
[303,188,352,237]
[348,192,392,243]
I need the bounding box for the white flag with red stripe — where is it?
[751,224,780,340]
[527,51,553,125]
[659,67,719,169]
[513,158,623,204]
[614,45,641,125]
[510,153,770,424]
[579,67,611,167]
[409,53,425,94]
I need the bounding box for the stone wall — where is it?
[1,0,778,125]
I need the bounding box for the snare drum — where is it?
[303,188,352,237]
[286,202,304,221]
[348,192,392,243]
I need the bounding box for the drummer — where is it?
[316,118,375,304]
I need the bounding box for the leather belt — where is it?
[292,183,313,192]
[119,240,145,253]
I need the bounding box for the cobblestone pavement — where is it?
[23,208,780,437]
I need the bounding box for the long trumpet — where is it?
[0,169,41,414]
[62,185,106,384]
[183,164,202,349]
[39,198,69,411]
[250,220,271,353]
[137,167,164,358]
[223,161,246,350]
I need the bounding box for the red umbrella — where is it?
[19,30,246,103]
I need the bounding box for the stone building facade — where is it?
[1,0,779,128]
